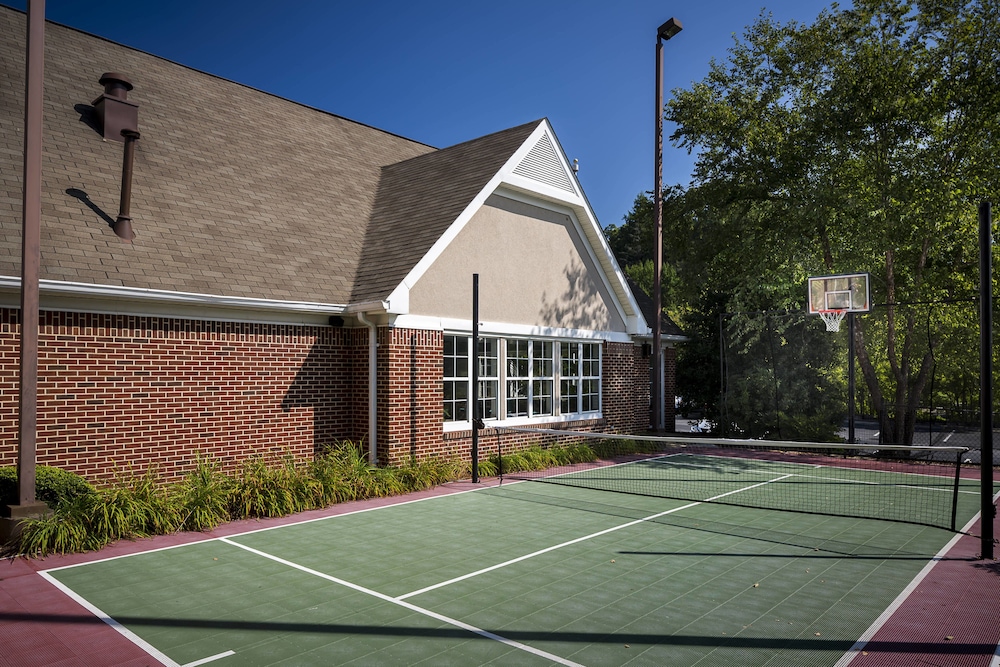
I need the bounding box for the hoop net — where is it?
[819,309,847,332]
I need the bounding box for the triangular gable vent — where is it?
[512,133,576,194]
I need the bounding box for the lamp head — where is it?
[658,18,683,41]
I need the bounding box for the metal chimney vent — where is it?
[93,72,138,142]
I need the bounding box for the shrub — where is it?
[229,457,303,519]
[175,456,231,532]
[0,465,95,508]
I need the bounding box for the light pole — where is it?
[653,17,682,432]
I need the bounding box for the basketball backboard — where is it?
[807,272,871,314]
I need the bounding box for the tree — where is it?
[662,0,999,444]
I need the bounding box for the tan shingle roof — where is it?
[1,8,537,307]
[352,121,540,304]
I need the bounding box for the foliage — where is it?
[176,455,231,532]
[609,0,1000,443]
[718,312,845,439]
[489,438,667,475]
[6,443,471,558]
[0,465,95,508]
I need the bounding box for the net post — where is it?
[471,274,479,484]
[980,201,993,558]
[951,449,963,532]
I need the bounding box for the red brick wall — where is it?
[1,312,666,482]
[663,345,677,432]
[378,327,445,465]
[602,340,648,433]
[0,309,367,484]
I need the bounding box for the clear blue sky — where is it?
[9,0,841,229]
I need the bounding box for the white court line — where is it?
[218,538,585,667]
[40,483,489,575]
[37,570,181,667]
[835,488,1000,667]
[216,475,791,664]
[182,651,236,666]
[398,474,794,600]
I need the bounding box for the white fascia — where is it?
[385,119,649,337]
[391,313,633,344]
[0,277,347,325]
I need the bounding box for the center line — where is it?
[398,474,793,600]
[218,537,585,667]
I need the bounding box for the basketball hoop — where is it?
[819,309,847,332]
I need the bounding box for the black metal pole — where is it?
[651,18,682,432]
[471,274,479,484]
[848,313,856,444]
[979,201,993,559]
[652,33,664,432]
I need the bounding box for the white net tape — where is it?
[819,309,847,332]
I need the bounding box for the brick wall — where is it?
[0,309,367,484]
[0,313,665,483]
[663,345,677,431]
[602,340,648,433]
[378,327,445,465]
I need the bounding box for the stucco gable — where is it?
[408,194,627,335]
[386,121,647,336]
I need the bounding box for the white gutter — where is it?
[0,277,348,316]
[356,310,379,465]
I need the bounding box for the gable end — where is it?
[512,133,576,194]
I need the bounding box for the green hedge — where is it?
[0,465,96,508]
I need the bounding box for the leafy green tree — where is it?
[663,0,999,443]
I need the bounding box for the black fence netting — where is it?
[715,298,999,465]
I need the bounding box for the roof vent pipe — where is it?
[93,72,138,142]
[113,129,140,242]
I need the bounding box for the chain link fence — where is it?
[716,298,998,465]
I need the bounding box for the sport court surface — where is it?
[5,450,1000,667]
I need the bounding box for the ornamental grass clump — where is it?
[175,455,231,532]
[228,456,310,519]
[6,442,475,557]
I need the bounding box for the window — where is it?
[560,342,601,415]
[532,341,554,416]
[477,338,499,420]
[443,335,468,422]
[444,335,601,425]
[506,339,529,417]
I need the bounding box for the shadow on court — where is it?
[1,611,995,657]
[482,486,966,559]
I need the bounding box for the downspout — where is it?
[356,311,378,465]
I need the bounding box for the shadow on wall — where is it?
[538,256,612,330]
[281,333,366,452]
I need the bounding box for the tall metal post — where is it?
[16,0,45,510]
[979,201,994,559]
[471,274,480,483]
[652,17,682,432]
[848,313,856,444]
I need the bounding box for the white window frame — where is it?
[443,334,602,430]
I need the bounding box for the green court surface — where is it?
[42,454,988,666]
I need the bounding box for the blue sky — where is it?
[10,0,841,229]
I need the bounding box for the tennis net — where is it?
[492,428,973,531]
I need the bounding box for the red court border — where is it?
[1,473,997,667]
